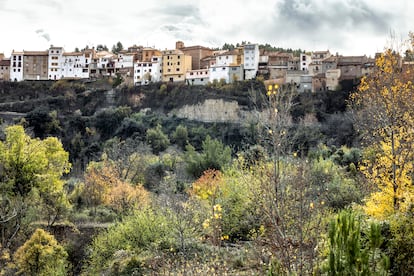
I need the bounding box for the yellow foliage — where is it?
[352,45,414,219]
[107,182,150,214]
[189,169,223,201]
[84,161,150,213]
[362,135,414,219]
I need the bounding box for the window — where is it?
[149,69,151,72]
[176,68,180,72]
[177,55,180,59]
[177,61,180,65]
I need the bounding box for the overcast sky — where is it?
[0,0,412,57]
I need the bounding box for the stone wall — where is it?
[170,98,257,123]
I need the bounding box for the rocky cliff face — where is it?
[170,99,258,123]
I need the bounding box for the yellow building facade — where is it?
[161,49,192,82]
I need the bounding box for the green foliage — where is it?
[14,228,69,276]
[387,210,414,275]
[84,208,176,275]
[26,107,62,138]
[185,135,232,178]
[308,158,362,210]
[259,43,304,57]
[50,79,70,93]
[111,41,124,54]
[112,73,123,88]
[321,211,389,275]
[0,124,70,198]
[95,106,132,139]
[171,124,189,149]
[145,124,170,154]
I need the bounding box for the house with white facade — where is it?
[300,53,311,72]
[209,66,230,83]
[61,52,90,79]
[243,44,259,79]
[134,56,162,85]
[209,64,243,84]
[208,49,244,84]
[48,46,64,80]
[90,51,115,77]
[10,51,24,81]
[186,68,210,85]
[308,50,331,75]
[115,52,135,76]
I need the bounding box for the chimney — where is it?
[176,41,184,49]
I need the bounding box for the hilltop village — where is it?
[0,41,375,92]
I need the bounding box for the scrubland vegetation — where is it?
[1,36,414,275]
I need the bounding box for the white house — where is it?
[300,53,311,72]
[209,66,230,83]
[134,56,162,85]
[215,49,243,67]
[10,51,24,81]
[209,64,243,84]
[61,52,90,79]
[48,46,64,80]
[90,51,115,77]
[186,68,210,85]
[308,50,331,75]
[115,53,135,71]
[243,44,259,79]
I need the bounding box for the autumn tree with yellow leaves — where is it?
[352,39,414,218]
[83,160,149,216]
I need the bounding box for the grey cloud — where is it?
[41,33,50,42]
[35,29,51,42]
[38,0,63,12]
[275,0,395,35]
[162,25,180,32]
[154,4,201,20]
[136,3,203,25]
[159,23,194,41]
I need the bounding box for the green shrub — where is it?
[321,211,389,275]
[145,124,170,154]
[84,208,176,275]
[185,136,232,178]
